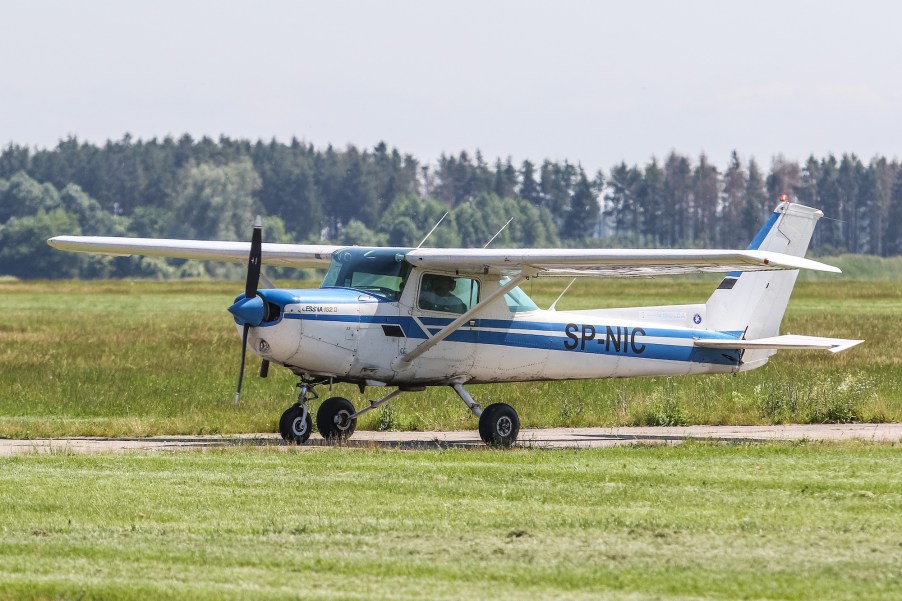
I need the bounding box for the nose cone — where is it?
[228,295,265,326]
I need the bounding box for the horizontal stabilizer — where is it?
[693,334,864,354]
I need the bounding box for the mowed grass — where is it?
[0,276,899,437]
[0,444,900,600]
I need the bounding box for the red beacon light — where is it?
[779,193,790,203]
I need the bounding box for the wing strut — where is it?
[395,274,527,368]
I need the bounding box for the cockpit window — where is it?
[322,248,411,300]
[500,277,539,312]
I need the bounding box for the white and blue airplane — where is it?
[49,199,862,446]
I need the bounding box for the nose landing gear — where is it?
[279,404,312,444]
[279,379,320,444]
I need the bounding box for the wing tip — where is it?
[827,339,865,354]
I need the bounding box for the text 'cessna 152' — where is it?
[49,198,862,446]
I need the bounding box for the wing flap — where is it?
[47,236,339,268]
[693,334,864,354]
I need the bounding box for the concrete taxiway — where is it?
[1,423,899,455]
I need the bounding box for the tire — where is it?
[478,403,520,447]
[279,405,313,444]
[316,397,357,440]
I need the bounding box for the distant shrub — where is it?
[375,404,398,431]
[644,396,688,427]
[754,371,875,424]
[807,373,875,423]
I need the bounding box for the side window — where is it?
[418,274,479,314]
[500,277,539,312]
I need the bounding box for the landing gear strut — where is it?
[452,383,520,447]
[279,379,319,444]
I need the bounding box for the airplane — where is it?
[48,197,862,446]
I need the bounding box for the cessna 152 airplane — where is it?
[49,198,862,446]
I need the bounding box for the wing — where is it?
[404,248,841,277]
[47,236,340,269]
[49,237,842,276]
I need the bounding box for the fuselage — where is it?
[238,273,749,387]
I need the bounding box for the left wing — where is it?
[47,236,340,268]
[405,248,841,277]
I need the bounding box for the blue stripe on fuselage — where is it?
[430,326,737,365]
[279,312,740,365]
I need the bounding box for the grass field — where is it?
[0,274,899,437]
[0,443,899,600]
[1,270,900,601]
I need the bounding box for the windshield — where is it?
[321,248,411,300]
[500,277,539,312]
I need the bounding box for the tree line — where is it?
[0,135,900,279]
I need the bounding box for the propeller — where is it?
[232,215,263,405]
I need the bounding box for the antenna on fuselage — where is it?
[483,217,514,248]
[416,212,449,249]
[548,278,577,311]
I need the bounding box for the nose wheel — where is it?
[279,378,320,444]
[279,405,313,444]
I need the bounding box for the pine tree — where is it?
[518,160,541,205]
[563,167,600,239]
[720,151,748,247]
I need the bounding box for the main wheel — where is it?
[279,405,312,444]
[478,403,520,447]
[317,397,357,441]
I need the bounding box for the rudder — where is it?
[705,201,824,370]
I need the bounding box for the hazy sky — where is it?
[1,0,900,171]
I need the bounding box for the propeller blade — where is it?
[235,216,262,405]
[235,324,250,405]
[260,359,270,378]
[245,215,262,299]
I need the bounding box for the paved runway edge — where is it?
[1,424,900,455]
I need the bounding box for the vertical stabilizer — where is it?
[705,201,824,370]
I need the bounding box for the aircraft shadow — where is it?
[39,432,775,452]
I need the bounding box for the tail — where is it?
[705,200,823,370]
